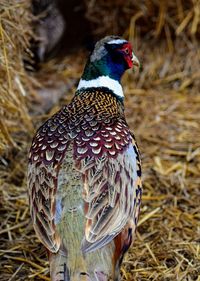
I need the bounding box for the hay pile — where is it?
[0,0,36,155]
[84,0,200,40]
[0,0,200,280]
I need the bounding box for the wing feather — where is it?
[28,162,61,252]
[78,139,142,253]
[28,107,70,253]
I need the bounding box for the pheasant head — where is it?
[77,35,140,100]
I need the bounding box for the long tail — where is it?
[49,252,70,281]
[49,250,109,281]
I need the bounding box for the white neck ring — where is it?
[77,76,124,99]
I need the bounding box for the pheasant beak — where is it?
[132,52,140,68]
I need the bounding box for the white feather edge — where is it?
[77,76,124,98]
[107,39,127,45]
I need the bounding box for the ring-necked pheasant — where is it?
[28,35,142,281]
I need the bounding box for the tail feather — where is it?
[49,251,110,281]
[50,253,70,281]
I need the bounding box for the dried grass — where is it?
[0,1,200,280]
[0,0,35,154]
[122,39,200,280]
[84,0,200,40]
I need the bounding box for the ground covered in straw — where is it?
[0,1,200,280]
[1,38,200,280]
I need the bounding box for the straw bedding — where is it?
[0,0,199,280]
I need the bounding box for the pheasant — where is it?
[28,35,142,281]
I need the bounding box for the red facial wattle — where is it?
[119,43,140,69]
[121,43,133,68]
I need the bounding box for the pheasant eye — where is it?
[124,48,129,54]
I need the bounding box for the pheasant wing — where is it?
[28,108,70,253]
[80,139,142,253]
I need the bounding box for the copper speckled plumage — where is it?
[28,36,142,281]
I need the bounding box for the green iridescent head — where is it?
[82,35,140,82]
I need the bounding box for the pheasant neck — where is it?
[77,53,127,100]
[77,76,124,100]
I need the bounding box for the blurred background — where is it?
[0,0,200,280]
